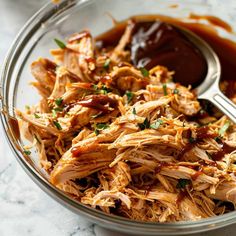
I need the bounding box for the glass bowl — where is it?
[1,0,236,235]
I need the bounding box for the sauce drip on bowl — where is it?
[96,15,236,98]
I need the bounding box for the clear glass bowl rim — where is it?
[1,0,236,235]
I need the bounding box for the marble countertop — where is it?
[1,0,236,236]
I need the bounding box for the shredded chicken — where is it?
[17,23,236,223]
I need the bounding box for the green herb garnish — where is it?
[176,179,191,189]
[140,67,149,77]
[94,129,99,136]
[163,84,168,96]
[103,58,111,70]
[96,123,109,130]
[55,97,63,106]
[189,137,196,143]
[100,85,111,95]
[93,84,111,94]
[34,113,40,119]
[25,105,30,110]
[23,150,31,155]
[138,118,150,130]
[132,107,136,115]
[53,121,62,130]
[92,84,98,90]
[206,151,212,160]
[55,107,63,111]
[214,136,222,143]
[173,88,179,94]
[52,107,63,117]
[52,109,57,118]
[126,91,134,103]
[94,123,109,135]
[218,121,230,136]
[54,38,66,49]
[150,119,163,129]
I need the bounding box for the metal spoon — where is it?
[177,26,236,123]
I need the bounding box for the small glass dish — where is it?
[1,0,236,235]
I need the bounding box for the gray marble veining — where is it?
[1,1,236,236]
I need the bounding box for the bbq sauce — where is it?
[176,190,188,205]
[77,95,118,113]
[211,142,235,161]
[177,126,217,159]
[130,21,207,88]
[191,166,203,181]
[96,14,236,98]
[177,125,236,161]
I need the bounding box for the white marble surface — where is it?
[1,1,236,236]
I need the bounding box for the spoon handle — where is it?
[208,90,236,124]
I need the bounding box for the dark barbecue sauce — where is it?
[130,21,208,88]
[176,190,188,205]
[77,95,118,113]
[211,142,235,161]
[96,15,236,98]
[177,126,236,161]
[95,15,236,176]
[64,94,118,116]
[191,166,203,181]
[177,126,218,159]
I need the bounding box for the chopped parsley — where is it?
[173,88,179,94]
[176,179,191,189]
[206,151,212,160]
[126,91,134,103]
[55,97,63,106]
[53,107,63,120]
[34,113,40,118]
[138,118,150,130]
[93,84,111,95]
[103,58,111,70]
[53,121,62,130]
[94,123,109,135]
[94,129,100,136]
[100,85,111,95]
[54,38,66,49]
[96,123,109,130]
[140,67,149,77]
[54,107,63,111]
[23,150,31,155]
[92,84,98,90]
[25,105,30,110]
[52,109,57,118]
[214,136,222,143]
[132,107,136,115]
[150,119,163,129]
[189,137,196,143]
[162,84,168,96]
[218,121,230,136]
